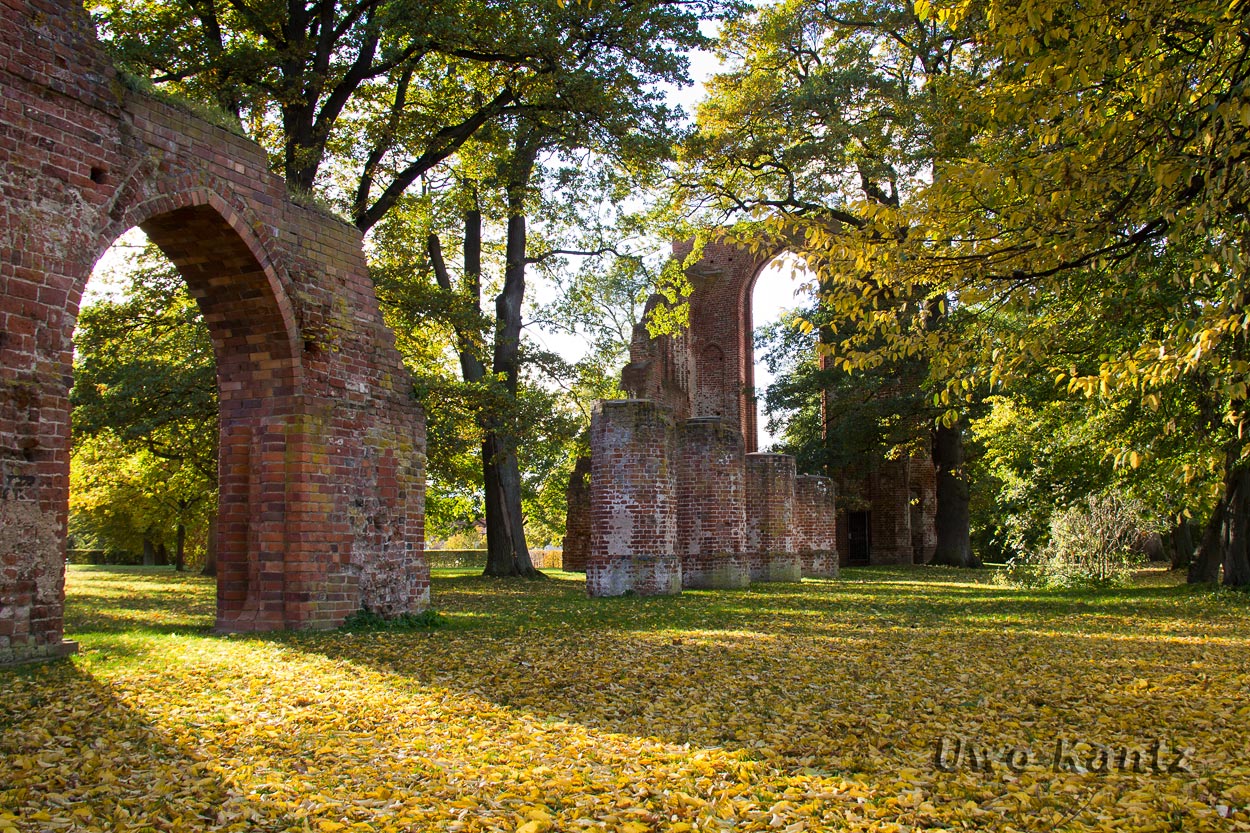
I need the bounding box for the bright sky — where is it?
[752,254,813,450]
[85,226,147,305]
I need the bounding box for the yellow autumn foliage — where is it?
[1,567,1248,832]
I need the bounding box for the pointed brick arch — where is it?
[1,0,427,663]
[137,202,303,631]
[587,231,940,582]
[141,204,299,386]
[95,186,303,370]
[623,238,782,451]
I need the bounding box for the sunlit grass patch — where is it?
[3,564,1248,831]
[65,565,216,635]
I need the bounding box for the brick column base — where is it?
[802,550,840,579]
[0,641,77,668]
[682,552,751,589]
[586,554,682,597]
[751,551,802,582]
[587,400,681,597]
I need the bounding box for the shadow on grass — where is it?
[0,658,292,830]
[57,564,1250,788]
[64,565,215,637]
[412,566,1245,639]
[276,567,1250,783]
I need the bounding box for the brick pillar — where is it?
[561,455,591,571]
[909,452,938,564]
[0,0,428,661]
[795,475,839,578]
[870,457,914,565]
[587,400,681,596]
[745,453,801,582]
[676,417,749,589]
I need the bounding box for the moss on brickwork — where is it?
[114,71,248,138]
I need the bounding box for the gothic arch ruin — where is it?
[564,238,936,593]
[1,0,427,663]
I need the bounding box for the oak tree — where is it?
[814,0,1250,584]
[678,0,984,565]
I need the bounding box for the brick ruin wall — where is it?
[795,475,839,578]
[910,453,939,563]
[744,453,802,582]
[560,455,591,571]
[586,400,681,596]
[583,398,835,596]
[569,237,936,592]
[1,0,427,663]
[864,456,916,566]
[676,417,749,589]
[834,453,937,567]
[622,239,766,447]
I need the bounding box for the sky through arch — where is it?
[752,252,816,450]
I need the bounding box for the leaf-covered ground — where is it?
[3,565,1249,832]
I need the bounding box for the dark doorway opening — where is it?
[847,511,871,565]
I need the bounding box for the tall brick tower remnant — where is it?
[564,238,938,594]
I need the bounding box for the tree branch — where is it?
[355,87,518,231]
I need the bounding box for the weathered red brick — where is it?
[576,238,935,573]
[1,0,429,664]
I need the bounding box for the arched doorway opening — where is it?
[75,201,302,632]
[747,252,815,452]
[71,229,219,579]
[673,237,939,567]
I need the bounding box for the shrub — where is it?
[998,493,1158,589]
[340,608,447,632]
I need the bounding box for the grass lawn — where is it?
[2,565,1249,832]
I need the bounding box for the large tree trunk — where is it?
[174,522,187,572]
[142,536,156,566]
[481,433,538,577]
[1224,468,1250,587]
[1189,493,1225,583]
[430,182,540,578]
[1189,463,1250,586]
[201,515,217,577]
[1170,519,1196,571]
[482,145,541,578]
[929,421,980,567]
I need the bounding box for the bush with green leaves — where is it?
[998,493,1161,589]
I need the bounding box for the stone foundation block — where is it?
[0,639,77,667]
[586,554,682,596]
[681,552,751,589]
[751,551,802,582]
[802,549,841,579]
